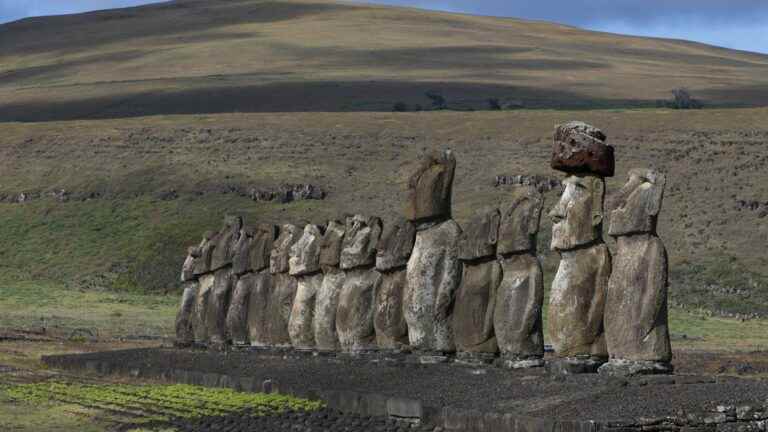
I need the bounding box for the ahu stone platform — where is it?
[43,348,768,432]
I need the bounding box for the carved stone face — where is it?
[251,224,278,272]
[497,187,543,255]
[319,220,346,269]
[549,174,605,251]
[340,215,382,270]
[609,169,666,236]
[459,208,500,261]
[270,224,302,274]
[404,150,456,222]
[376,217,416,272]
[289,224,324,276]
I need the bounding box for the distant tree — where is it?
[425,91,447,110]
[487,98,502,111]
[392,101,408,112]
[668,88,703,109]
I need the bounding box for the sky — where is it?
[0,0,766,54]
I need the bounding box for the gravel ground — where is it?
[47,347,768,422]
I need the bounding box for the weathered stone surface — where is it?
[550,175,606,251]
[270,224,302,274]
[453,259,501,354]
[404,219,462,353]
[175,281,198,346]
[548,244,611,358]
[288,272,323,350]
[289,224,324,277]
[246,271,272,347]
[340,215,382,270]
[495,254,544,360]
[231,227,253,276]
[497,187,544,255]
[193,232,215,276]
[266,273,298,348]
[181,246,198,282]
[551,121,615,177]
[206,268,235,346]
[404,150,456,222]
[461,210,500,262]
[336,268,382,352]
[376,218,416,272]
[193,273,215,344]
[597,359,674,377]
[210,215,243,271]
[251,224,278,272]
[606,169,671,363]
[225,274,252,345]
[314,268,345,352]
[319,220,346,268]
[374,269,409,350]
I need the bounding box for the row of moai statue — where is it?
[175,121,672,375]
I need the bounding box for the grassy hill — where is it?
[0,0,767,321]
[1,0,768,121]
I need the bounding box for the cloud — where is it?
[0,0,166,24]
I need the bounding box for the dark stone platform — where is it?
[42,347,768,432]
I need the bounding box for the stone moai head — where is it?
[551,121,614,177]
[270,224,302,274]
[193,231,216,275]
[289,224,325,276]
[608,168,666,237]
[497,187,544,255]
[319,220,346,269]
[232,226,254,275]
[459,207,501,261]
[340,214,383,270]
[376,217,416,272]
[181,245,199,282]
[250,223,278,272]
[404,150,456,222]
[210,214,244,270]
[549,175,606,251]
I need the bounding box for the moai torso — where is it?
[175,280,198,347]
[548,122,614,361]
[267,224,301,347]
[336,215,382,352]
[193,273,216,345]
[288,224,324,350]
[374,217,416,350]
[453,208,501,356]
[246,224,277,347]
[315,220,346,352]
[494,188,545,364]
[226,227,254,346]
[605,169,671,363]
[403,150,462,354]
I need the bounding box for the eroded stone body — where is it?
[336,268,382,352]
[374,269,409,349]
[314,268,345,351]
[453,259,501,354]
[266,273,298,348]
[175,281,198,346]
[289,272,323,350]
[404,219,462,353]
[206,268,235,347]
[225,274,252,345]
[193,274,215,345]
[246,271,272,347]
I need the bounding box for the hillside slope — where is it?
[1,0,768,121]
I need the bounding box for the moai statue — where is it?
[247,223,278,348]
[288,224,325,351]
[336,215,383,353]
[453,208,501,364]
[210,215,243,271]
[548,121,613,374]
[266,224,301,348]
[226,226,254,346]
[314,220,346,352]
[403,150,462,361]
[599,169,672,376]
[495,187,545,369]
[374,217,416,351]
[193,273,215,346]
[175,246,199,347]
[192,231,215,277]
[205,216,242,349]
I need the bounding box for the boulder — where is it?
[225,274,252,345]
[266,273,298,348]
[404,150,456,222]
[336,268,382,352]
[495,254,544,361]
[270,224,302,274]
[251,224,278,272]
[314,268,345,352]
[404,219,462,353]
[453,259,501,354]
[193,273,215,345]
[247,271,273,348]
[193,232,215,276]
[288,273,323,350]
[340,215,382,270]
[551,121,614,177]
[289,224,324,277]
[458,208,500,261]
[210,215,243,271]
[319,220,346,268]
[497,188,544,255]
[374,269,409,350]
[376,218,416,272]
[605,169,671,364]
[175,281,198,346]
[206,268,235,347]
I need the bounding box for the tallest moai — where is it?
[547,122,613,374]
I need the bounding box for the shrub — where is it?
[392,101,408,112]
[667,88,703,109]
[425,91,447,110]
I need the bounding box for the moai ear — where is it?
[368,216,384,255]
[527,188,544,235]
[646,170,666,218]
[591,176,606,227]
[487,209,500,246]
[440,150,456,208]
